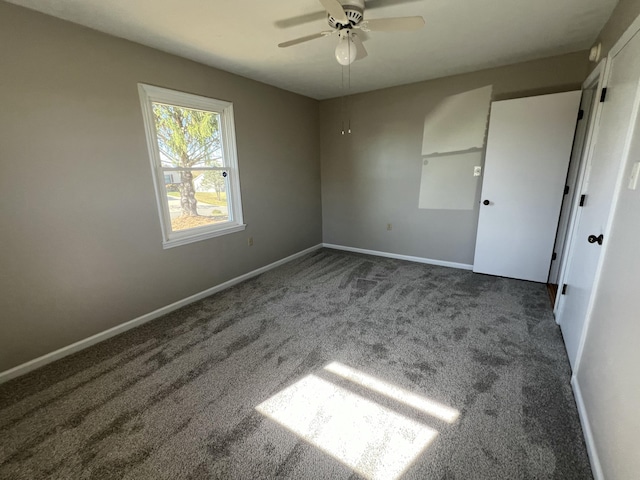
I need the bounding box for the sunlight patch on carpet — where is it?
[256,374,438,480]
[324,362,460,423]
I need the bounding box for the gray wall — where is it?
[576,1,640,478]
[319,52,589,265]
[0,2,321,372]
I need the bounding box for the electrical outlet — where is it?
[474,166,482,177]
[248,237,254,246]
[387,223,392,231]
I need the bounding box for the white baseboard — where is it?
[322,243,474,271]
[0,244,323,385]
[571,375,604,480]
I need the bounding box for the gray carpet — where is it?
[0,248,592,479]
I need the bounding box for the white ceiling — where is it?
[8,0,618,99]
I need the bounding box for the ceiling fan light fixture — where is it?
[335,32,357,66]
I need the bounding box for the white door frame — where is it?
[553,60,607,316]
[549,64,606,286]
[569,15,640,375]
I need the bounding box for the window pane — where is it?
[164,170,230,232]
[139,84,245,246]
[152,103,224,169]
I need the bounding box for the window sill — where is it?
[162,223,246,249]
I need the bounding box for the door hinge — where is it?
[564,185,570,195]
[580,194,587,207]
[552,252,557,261]
[578,109,585,120]
[600,88,608,103]
[561,284,568,295]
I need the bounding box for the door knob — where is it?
[483,200,490,205]
[588,234,604,245]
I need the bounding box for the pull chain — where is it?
[340,31,352,135]
[347,49,351,134]
[341,49,346,135]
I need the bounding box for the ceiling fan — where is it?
[277,0,425,66]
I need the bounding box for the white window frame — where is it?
[138,84,245,248]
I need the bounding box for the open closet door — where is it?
[473,91,581,283]
[548,85,598,286]
[556,28,640,370]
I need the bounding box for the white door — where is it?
[473,92,581,282]
[552,62,608,314]
[548,86,597,285]
[556,29,640,369]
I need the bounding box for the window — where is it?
[138,84,244,248]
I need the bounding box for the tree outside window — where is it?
[139,85,244,248]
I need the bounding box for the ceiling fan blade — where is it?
[278,31,332,48]
[274,11,327,29]
[352,33,368,60]
[319,0,349,24]
[360,16,425,32]
[366,0,423,9]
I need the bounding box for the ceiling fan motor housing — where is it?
[328,0,364,29]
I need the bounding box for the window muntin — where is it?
[138,84,244,248]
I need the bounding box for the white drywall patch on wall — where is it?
[421,85,493,156]
[419,85,492,210]
[418,152,483,210]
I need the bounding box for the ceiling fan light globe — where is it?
[335,36,357,65]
